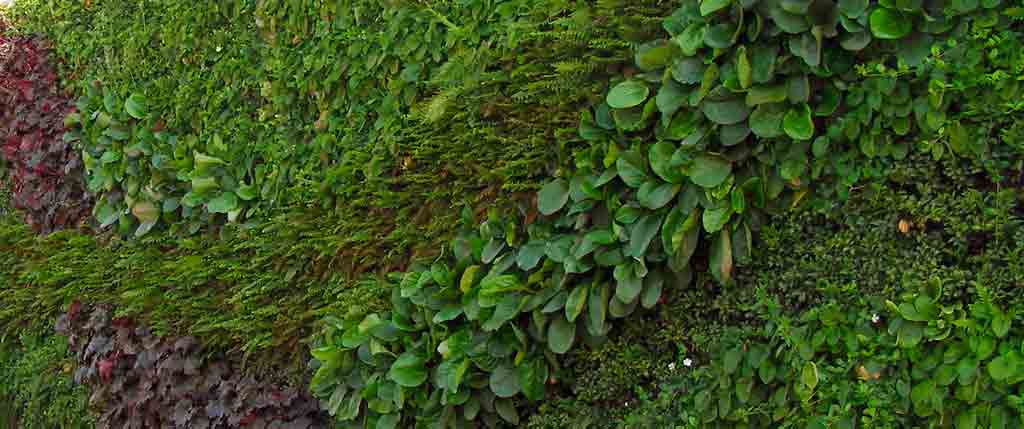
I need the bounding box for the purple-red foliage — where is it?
[57,303,327,429]
[0,27,91,233]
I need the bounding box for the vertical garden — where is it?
[1,0,1023,427]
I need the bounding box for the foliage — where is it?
[9,0,669,241]
[525,150,1024,428]
[0,332,93,429]
[0,211,393,371]
[621,284,1023,428]
[309,1,1024,428]
[56,302,326,428]
[0,26,91,233]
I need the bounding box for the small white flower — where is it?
[683,358,693,367]
[216,46,223,53]
[871,313,881,324]
[668,362,676,371]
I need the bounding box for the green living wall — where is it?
[1,0,1023,427]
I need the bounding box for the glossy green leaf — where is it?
[607,80,651,109]
[548,315,576,354]
[702,99,751,125]
[629,214,664,258]
[207,192,239,214]
[125,93,147,119]
[538,179,570,215]
[566,284,589,323]
[783,104,815,140]
[650,142,685,183]
[869,8,912,39]
[700,0,732,15]
[690,155,732,188]
[489,364,521,398]
[638,181,680,210]
[388,350,428,387]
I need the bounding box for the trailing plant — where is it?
[0,26,91,233]
[56,302,327,428]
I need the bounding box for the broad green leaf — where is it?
[987,354,1016,381]
[672,58,706,84]
[566,284,590,323]
[496,399,519,425]
[607,80,650,109]
[736,46,752,89]
[690,155,732,188]
[704,23,736,49]
[656,80,689,117]
[992,311,1011,338]
[548,315,576,354]
[616,150,649,188]
[673,23,706,56]
[483,294,525,331]
[869,8,912,39]
[629,214,664,258]
[438,358,469,393]
[957,408,977,429]
[376,414,400,429]
[641,271,664,309]
[746,84,788,106]
[802,361,819,390]
[516,242,546,271]
[650,142,684,183]
[538,179,570,215]
[616,269,643,304]
[490,364,521,398]
[207,192,239,214]
[783,104,815,140]
[388,350,428,387]
[125,93,147,119]
[638,181,680,210]
[750,103,786,138]
[587,282,611,335]
[519,358,549,401]
[460,265,481,292]
[720,123,750,146]
[839,0,869,17]
[131,201,159,223]
[724,347,742,374]
[702,99,751,125]
[702,206,731,233]
[709,230,733,284]
[841,31,872,51]
[771,7,810,33]
[701,0,732,15]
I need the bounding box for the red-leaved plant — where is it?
[0,24,91,233]
[57,303,327,429]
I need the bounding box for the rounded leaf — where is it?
[869,8,912,39]
[783,104,815,140]
[490,364,522,398]
[607,80,650,109]
[690,155,732,188]
[538,179,570,215]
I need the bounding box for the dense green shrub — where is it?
[307,1,1024,427]
[0,0,1021,428]
[0,332,93,429]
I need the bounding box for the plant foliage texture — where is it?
[56,303,327,429]
[0,25,91,233]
